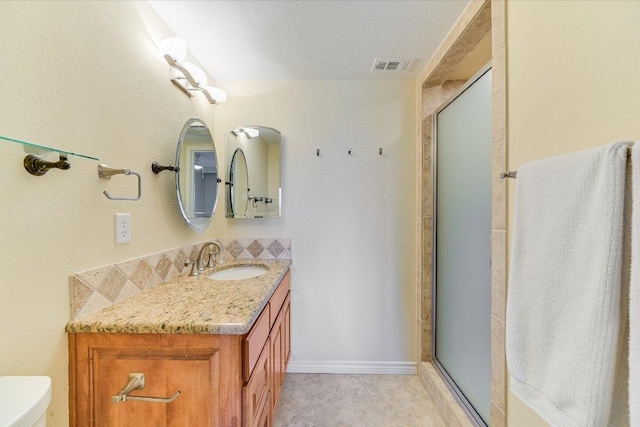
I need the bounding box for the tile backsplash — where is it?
[70,238,291,320]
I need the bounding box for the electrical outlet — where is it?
[115,213,131,244]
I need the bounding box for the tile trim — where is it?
[416,0,509,422]
[419,362,475,427]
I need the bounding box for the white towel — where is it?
[506,141,632,427]
[631,143,640,427]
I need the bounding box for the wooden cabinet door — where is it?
[93,348,219,426]
[255,392,270,427]
[243,339,270,427]
[70,333,243,427]
[270,310,285,414]
[283,294,291,367]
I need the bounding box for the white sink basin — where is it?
[209,265,269,280]
[0,376,51,427]
[208,266,269,281]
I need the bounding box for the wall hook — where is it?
[379,148,383,155]
[98,164,142,201]
[316,148,320,157]
[348,147,352,155]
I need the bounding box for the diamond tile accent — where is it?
[236,249,253,260]
[129,260,154,290]
[165,248,181,263]
[226,240,245,258]
[70,238,292,319]
[77,265,111,289]
[218,238,233,248]
[258,238,275,249]
[79,293,111,318]
[155,254,172,279]
[116,281,139,302]
[278,249,292,260]
[165,265,181,281]
[98,267,128,302]
[146,271,164,290]
[268,240,285,258]
[115,259,140,277]
[189,245,200,262]
[173,250,187,272]
[143,253,162,270]
[237,238,255,248]
[71,277,93,318]
[277,238,291,250]
[246,241,265,258]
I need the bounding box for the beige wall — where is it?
[214,80,418,370]
[0,2,419,425]
[506,1,640,425]
[0,2,221,425]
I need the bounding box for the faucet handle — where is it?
[184,261,199,276]
[207,252,217,268]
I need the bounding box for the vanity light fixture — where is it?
[159,37,227,104]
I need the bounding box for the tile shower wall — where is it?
[70,238,291,320]
[416,1,507,425]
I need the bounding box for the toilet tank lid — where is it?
[0,376,51,427]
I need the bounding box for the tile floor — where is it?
[274,374,445,427]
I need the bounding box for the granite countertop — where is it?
[65,259,291,335]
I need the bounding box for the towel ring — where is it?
[98,164,142,201]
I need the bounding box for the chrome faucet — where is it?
[197,241,222,270]
[185,241,223,276]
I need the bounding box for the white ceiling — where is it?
[147,0,470,81]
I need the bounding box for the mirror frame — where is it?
[175,118,219,232]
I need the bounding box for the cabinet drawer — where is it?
[243,303,270,381]
[243,340,270,427]
[269,271,290,328]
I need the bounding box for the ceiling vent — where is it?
[371,58,415,73]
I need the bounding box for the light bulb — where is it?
[203,86,227,103]
[159,37,187,63]
[182,63,207,86]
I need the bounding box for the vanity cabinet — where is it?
[69,271,291,427]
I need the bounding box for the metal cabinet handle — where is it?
[112,373,181,404]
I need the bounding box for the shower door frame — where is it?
[431,63,492,427]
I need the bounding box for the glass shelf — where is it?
[0,134,99,161]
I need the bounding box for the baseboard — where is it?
[286,360,417,375]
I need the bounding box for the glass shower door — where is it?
[433,66,492,425]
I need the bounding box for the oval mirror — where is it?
[227,148,249,217]
[176,118,219,232]
[225,126,281,218]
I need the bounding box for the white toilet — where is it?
[0,376,51,427]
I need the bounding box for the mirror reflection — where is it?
[227,148,249,217]
[225,126,281,218]
[176,118,219,232]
